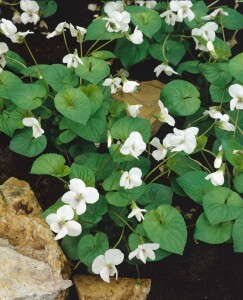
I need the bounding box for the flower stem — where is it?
[149,170,169,184]
[5,56,27,69]
[144,152,178,182]
[88,39,115,56]
[198,121,215,138]
[162,33,170,63]
[233,109,240,139]
[24,39,38,66]
[109,210,136,233]
[200,150,214,172]
[220,15,226,42]
[113,227,125,249]
[63,31,71,53]
[57,177,69,185]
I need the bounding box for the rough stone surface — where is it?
[73,275,151,300]
[112,80,164,135]
[0,177,72,300]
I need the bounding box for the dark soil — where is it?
[1,1,243,299]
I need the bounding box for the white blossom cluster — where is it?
[103,1,144,45]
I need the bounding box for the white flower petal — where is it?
[76,200,87,215]
[54,226,68,240]
[105,249,124,265]
[65,220,82,236]
[92,255,106,274]
[100,267,110,283]
[45,213,60,225]
[83,187,99,204]
[69,178,86,194]
[61,191,77,205]
[57,204,74,221]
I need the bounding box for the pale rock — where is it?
[112,80,164,135]
[73,275,151,300]
[0,177,72,300]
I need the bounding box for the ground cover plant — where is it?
[0,0,243,287]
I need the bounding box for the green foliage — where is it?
[79,84,103,114]
[78,232,109,267]
[177,171,215,205]
[194,213,233,244]
[75,57,110,84]
[111,117,151,142]
[70,163,95,187]
[203,187,243,225]
[85,19,123,41]
[31,153,70,177]
[114,38,149,69]
[143,205,187,255]
[221,7,243,30]
[0,71,22,99]
[229,53,243,81]
[5,50,27,73]
[167,154,201,176]
[37,0,57,17]
[78,196,108,229]
[54,88,91,124]
[8,83,46,110]
[149,40,186,65]
[160,80,201,116]
[222,140,243,170]
[233,214,243,252]
[138,183,173,210]
[1,0,243,272]
[41,64,79,92]
[126,6,161,38]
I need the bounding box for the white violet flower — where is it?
[201,8,228,21]
[62,178,99,215]
[107,130,112,148]
[22,117,44,138]
[92,249,124,283]
[127,201,147,222]
[126,103,143,118]
[12,10,22,24]
[205,165,225,186]
[20,0,40,25]
[128,26,143,44]
[120,131,146,159]
[104,11,131,33]
[170,0,195,22]
[122,79,140,93]
[156,100,175,126]
[204,106,222,119]
[69,24,87,42]
[217,114,235,132]
[214,145,223,169]
[45,205,82,240]
[104,1,124,16]
[62,53,83,68]
[150,137,168,161]
[128,243,160,264]
[0,18,17,36]
[164,127,199,154]
[154,63,178,77]
[88,4,99,12]
[46,22,70,39]
[103,77,122,94]
[0,42,8,68]
[192,22,218,51]
[160,10,178,26]
[119,167,142,189]
[136,1,157,9]
[228,84,243,111]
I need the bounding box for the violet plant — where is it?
[0,0,243,283]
